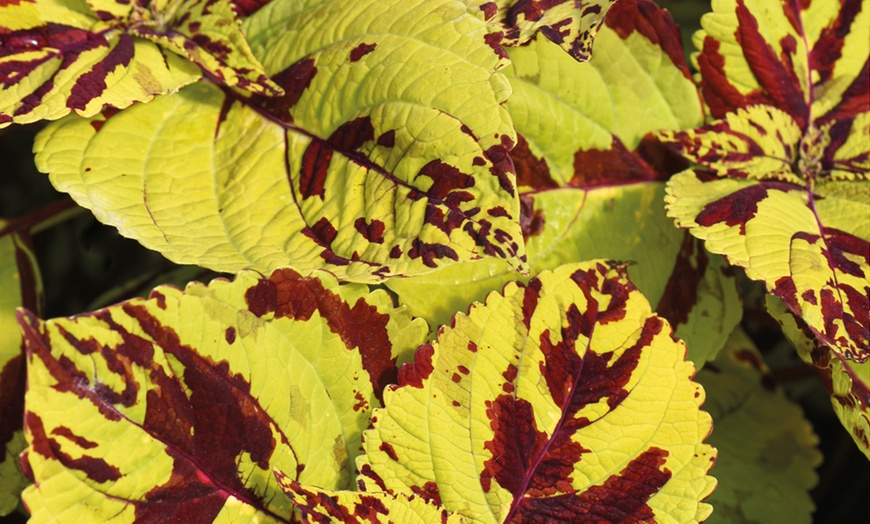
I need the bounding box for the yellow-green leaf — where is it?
[360,262,716,523]
[697,328,821,523]
[0,222,42,516]
[0,0,202,127]
[386,183,742,366]
[767,295,870,459]
[18,268,427,522]
[503,0,704,188]
[471,0,616,61]
[35,0,526,282]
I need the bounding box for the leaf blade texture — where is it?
[361,261,716,524]
[17,268,427,522]
[35,0,527,282]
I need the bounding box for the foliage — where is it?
[0,0,867,522]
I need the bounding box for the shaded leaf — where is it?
[18,268,427,521]
[503,0,703,188]
[361,262,715,523]
[767,295,870,459]
[471,0,617,61]
[697,328,821,523]
[275,470,466,524]
[35,0,526,282]
[0,221,42,516]
[387,183,741,365]
[663,105,870,362]
[1,0,238,127]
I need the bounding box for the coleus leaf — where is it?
[767,295,870,459]
[662,106,870,362]
[35,0,526,282]
[361,262,716,523]
[470,0,617,61]
[0,221,42,516]
[275,472,466,524]
[387,183,742,366]
[0,0,279,128]
[696,328,821,523]
[17,268,427,521]
[502,0,704,188]
[663,0,869,361]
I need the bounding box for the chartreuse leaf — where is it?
[275,471,466,523]
[17,268,427,522]
[36,0,526,282]
[767,295,870,459]
[692,0,869,123]
[0,223,42,516]
[361,262,716,523]
[696,328,821,523]
[469,0,616,61]
[503,0,704,188]
[387,183,742,366]
[0,0,199,126]
[662,105,870,363]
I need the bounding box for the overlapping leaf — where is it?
[388,182,741,366]
[663,0,870,361]
[0,0,280,127]
[17,268,427,522]
[470,0,616,61]
[767,295,870,459]
[35,0,526,282]
[696,328,821,523]
[0,221,42,516]
[361,262,716,523]
[503,0,704,189]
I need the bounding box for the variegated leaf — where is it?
[697,328,821,523]
[693,0,869,125]
[387,183,742,366]
[275,471,466,524]
[0,0,279,127]
[767,295,870,459]
[663,105,870,362]
[0,221,42,516]
[35,0,526,282]
[470,0,616,61]
[17,268,427,522]
[503,0,704,188]
[361,262,716,523]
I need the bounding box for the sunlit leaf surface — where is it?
[664,0,870,362]
[387,183,741,366]
[471,0,616,61]
[0,222,42,516]
[35,0,526,282]
[362,262,716,524]
[767,295,870,459]
[17,269,427,522]
[697,328,821,523]
[0,0,279,127]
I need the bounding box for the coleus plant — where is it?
[0,0,864,523]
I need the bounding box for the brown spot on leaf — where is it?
[378,442,399,461]
[224,326,236,344]
[398,343,435,388]
[354,217,386,243]
[512,134,558,189]
[570,137,659,187]
[605,0,692,78]
[250,57,317,121]
[519,194,545,240]
[411,481,442,505]
[655,234,708,327]
[408,238,459,268]
[349,42,377,62]
[377,130,395,148]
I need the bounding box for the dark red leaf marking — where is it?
[287,479,390,523]
[634,134,691,178]
[398,343,435,388]
[299,117,375,199]
[410,481,442,505]
[511,134,557,189]
[811,0,863,85]
[484,135,517,196]
[354,217,386,243]
[377,130,395,148]
[825,58,869,121]
[484,31,509,60]
[389,245,402,258]
[358,463,387,491]
[511,447,671,523]
[522,278,542,330]
[230,0,272,17]
[655,234,709,327]
[697,38,769,119]
[379,442,399,461]
[50,426,98,449]
[250,58,317,122]
[605,0,691,78]
[571,137,660,187]
[479,2,498,20]
[0,352,25,453]
[695,183,773,234]
[415,160,475,200]
[408,238,459,268]
[519,195,545,240]
[137,454,228,523]
[25,412,121,482]
[349,42,377,62]
[225,326,236,344]
[302,217,338,248]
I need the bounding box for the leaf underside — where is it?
[362,262,716,524]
